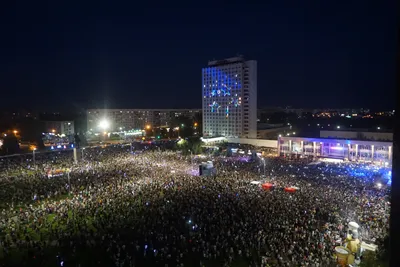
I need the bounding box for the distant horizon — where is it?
[0,105,395,114]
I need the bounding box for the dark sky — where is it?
[0,1,397,111]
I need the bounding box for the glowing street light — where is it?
[33,147,37,168]
[13,130,18,134]
[99,119,110,130]
[337,126,340,129]
[52,129,56,133]
[145,125,151,130]
[194,122,198,127]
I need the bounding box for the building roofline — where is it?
[279,136,392,146]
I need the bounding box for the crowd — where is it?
[0,144,391,267]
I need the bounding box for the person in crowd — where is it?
[0,144,390,267]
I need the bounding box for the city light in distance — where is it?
[13,130,18,134]
[377,127,381,130]
[337,126,340,129]
[194,122,198,127]
[52,129,56,133]
[145,125,151,130]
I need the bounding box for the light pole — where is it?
[261,158,266,177]
[99,119,109,141]
[81,147,85,160]
[67,171,71,193]
[33,148,37,169]
[189,149,193,165]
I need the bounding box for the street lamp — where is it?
[99,119,110,131]
[145,125,151,130]
[99,119,109,141]
[261,158,266,177]
[189,149,193,165]
[13,130,18,135]
[67,170,71,193]
[33,147,37,169]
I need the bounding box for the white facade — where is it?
[44,121,75,136]
[278,136,393,166]
[87,109,201,132]
[202,57,257,138]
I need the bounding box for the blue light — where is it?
[387,171,392,185]
[203,67,241,115]
[51,146,54,150]
[209,101,220,113]
[71,144,74,148]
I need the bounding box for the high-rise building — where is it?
[202,56,257,138]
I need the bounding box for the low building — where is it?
[44,121,75,136]
[278,136,393,166]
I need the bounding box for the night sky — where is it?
[0,1,397,111]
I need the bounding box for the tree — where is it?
[36,133,45,150]
[1,134,20,155]
[74,133,81,148]
[193,113,203,135]
[168,128,175,138]
[160,128,168,139]
[171,116,194,138]
[359,251,388,267]
[79,132,88,147]
[177,137,203,155]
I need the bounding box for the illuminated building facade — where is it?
[44,121,75,136]
[87,109,201,132]
[278,136,393,166]
[202,56,257,138]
